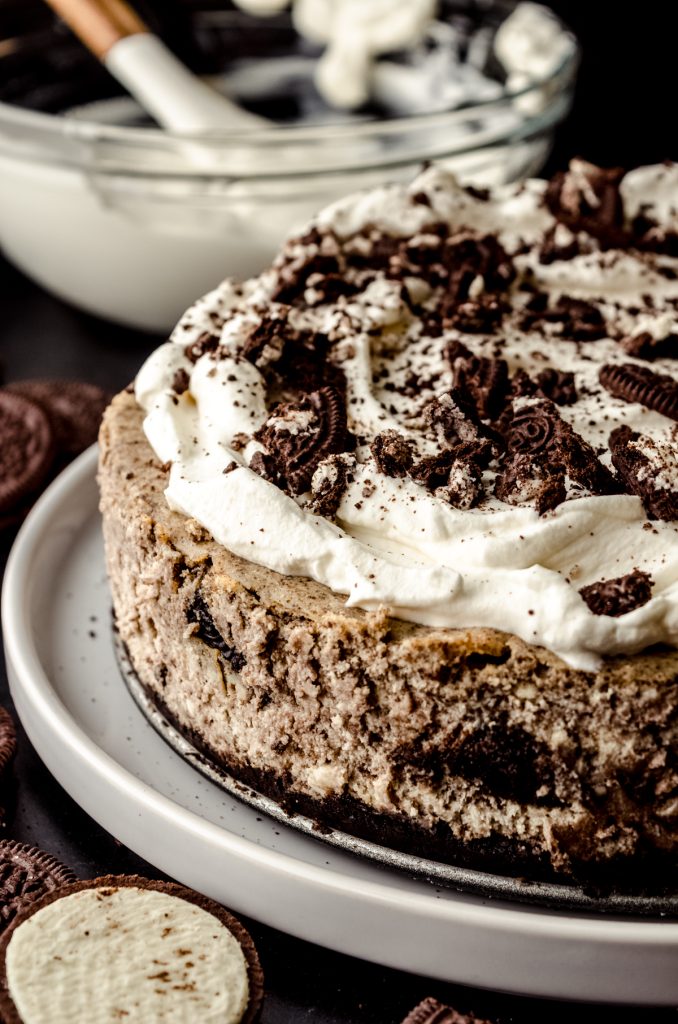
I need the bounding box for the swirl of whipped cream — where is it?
[137,163,678,671]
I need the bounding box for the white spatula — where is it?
[44,0,266,133]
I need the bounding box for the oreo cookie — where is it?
[0,875,264,1024]
[5,380,110,457]
[0,392,54,516]
[0,842,76,935]
[252,386,351,495]
[599,363,678,421]
[544,159,626,249]
[502,399,615,497]
[0,379,112,534]
[401,996,493,1024]
[0,710,16,784]
[608,425,678,520]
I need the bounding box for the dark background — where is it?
[546,1,675,173]
[2,3,678,1022]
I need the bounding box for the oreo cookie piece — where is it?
[579,570,654,617]
[401,996,493,1024]
[5,380,110,457]
[0,875,264,1024]
[608,425,678,520]
[519,292,607,341]
[544,159,626,249]
[370,430,415,478]
[598,363,678,422]
[619,332,678,361]
[503,399,615,496]
[0,842,76,935]
[494,454,566,515]
[0,392,54,516]
[252,385,351,495]
[0,710,16,783]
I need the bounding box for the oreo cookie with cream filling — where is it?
[0,875,264,1024]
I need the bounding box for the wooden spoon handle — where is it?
[43,0,148,59]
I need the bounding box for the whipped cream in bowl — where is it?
[137,160,678,671]
[0,2,578,331]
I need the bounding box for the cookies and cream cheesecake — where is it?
[99,160,678,886]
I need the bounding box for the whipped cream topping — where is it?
[6,886,250,1024]
[136,161,678,671]
[230,0,573,112]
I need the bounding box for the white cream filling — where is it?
[6,887,250,1024]
[137,163,678,672]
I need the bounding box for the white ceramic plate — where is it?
[4,447,678,1005]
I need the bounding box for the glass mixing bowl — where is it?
[0,1,579,332]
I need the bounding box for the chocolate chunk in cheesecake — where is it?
[579,570,654,617]
[609,425,678,520]
[252,386,352,495]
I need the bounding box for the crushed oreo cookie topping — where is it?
[579,570,654,617]
[599,363,678,421]
[253,386,351,495]
[608,426,678,520]
[136,161,678,670]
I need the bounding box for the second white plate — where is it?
[4,447,678,1004]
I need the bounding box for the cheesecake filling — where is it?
[6,886,250,1024]
[136,161,678,671]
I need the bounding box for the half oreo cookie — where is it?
[0,841,76,935]
[0,875,264,1024]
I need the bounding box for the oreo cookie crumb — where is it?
[619,332,678,361]
[308,453,355,519]
[544,159,626,249]
[580,570,654,617]
[371,431,415,477]
[520,292,607,341]
[609,425,678,520]
[495,454,566,515]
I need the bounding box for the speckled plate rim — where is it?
[4,446,678,1005]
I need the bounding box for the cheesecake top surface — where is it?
[135,160,678,670]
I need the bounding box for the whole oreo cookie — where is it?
[5,380,110,457]
[0,875,264,1024]
[0,842,76,935]
[0,393,54,516]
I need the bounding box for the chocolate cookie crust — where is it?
[99,392,678,888]
[0,875,264,1024]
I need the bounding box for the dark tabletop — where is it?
[2,2,678,1019]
